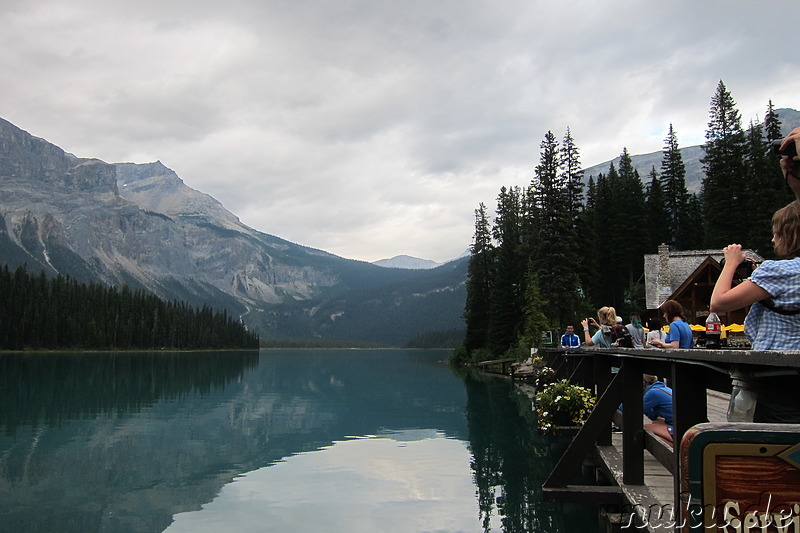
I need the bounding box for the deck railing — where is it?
[536,346,800,531]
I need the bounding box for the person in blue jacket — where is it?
[560,325,581,348]
[643,374,674,442]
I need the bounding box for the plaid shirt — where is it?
[745,258,800,350]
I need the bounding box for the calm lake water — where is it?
[0,349,596,533]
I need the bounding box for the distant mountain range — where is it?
[372,255,443,270]
[372,249,470,270]
[0,117,467,346]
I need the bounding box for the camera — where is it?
[770,139,798,158]
[719,257,760,280]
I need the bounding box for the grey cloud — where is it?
[1,0,798,262]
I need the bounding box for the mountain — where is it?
[372,255,442,269]
[583,108,800,192]
[0,117,466,346]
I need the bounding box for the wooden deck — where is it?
[538,347,800,532]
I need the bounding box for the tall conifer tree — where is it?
[646,166,670,251]
[463,202,493,355]
[660,124,690,248]
[529,131,582,327]
[561,128,585,222]
[577,176,600,308]
[764,99,783,142]
[701,80,747,247]
[611,148,648,312]
[487,186,524,355]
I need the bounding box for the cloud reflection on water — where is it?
[165,431,493,533]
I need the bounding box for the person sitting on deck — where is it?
[580,306,617,348]
[560,325,581,348]
[619,374,675,443]
[648,300,693,349]
[710,200,800,423]
[644,318,666,348]
[642,374,674,443]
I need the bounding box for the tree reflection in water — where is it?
[462,370,597,533]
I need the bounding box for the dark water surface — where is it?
[0,349,596,532]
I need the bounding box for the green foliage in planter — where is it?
[535,379,596,433]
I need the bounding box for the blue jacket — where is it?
[561,332,580,347]
[643,382,673,425]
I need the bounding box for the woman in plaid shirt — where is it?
[711,200,800,422]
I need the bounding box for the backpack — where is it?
[610,324,633,348]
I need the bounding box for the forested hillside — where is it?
[0,266,260,350]
[456,82,796,363]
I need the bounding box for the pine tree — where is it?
[743,115,795,257]
[519,266,550,348]
[591,170,616,305]
[645,166,670,251]
[561,128,585,221]
[575,176,600,308]
[463,203,493,355]
[660,124,690,248]
[764,99,783,142]
[610,148,648,313]
[528,131,582,327]
[744,120,775,254]
[701,80,748,247]
[487,186,524,356]
[681,193,705,250]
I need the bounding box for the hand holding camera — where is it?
[771,138,798,158]
[719,244,759,280]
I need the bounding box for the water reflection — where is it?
[166,432,486,533]
[0,350,594,532]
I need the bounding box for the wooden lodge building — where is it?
[644,243,764,328]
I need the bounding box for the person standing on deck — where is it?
[580,306,617,348]
[710,200,800,423]
[560,325,581,348]
[625,313,646,349]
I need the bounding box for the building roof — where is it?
[644,244,763,311]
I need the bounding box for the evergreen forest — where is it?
[0,265,260,351]
[455,81,795,363]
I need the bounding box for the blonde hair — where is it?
[772,201,800,259]
[643,374,659,385]
[597,306,617,326]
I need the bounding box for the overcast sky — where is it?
[2,1,799,263]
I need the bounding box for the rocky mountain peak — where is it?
[0,118,118,196]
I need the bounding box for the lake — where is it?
[0,349,596,532]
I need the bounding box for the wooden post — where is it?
[671,361,708,524]
[621,359,645,485]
